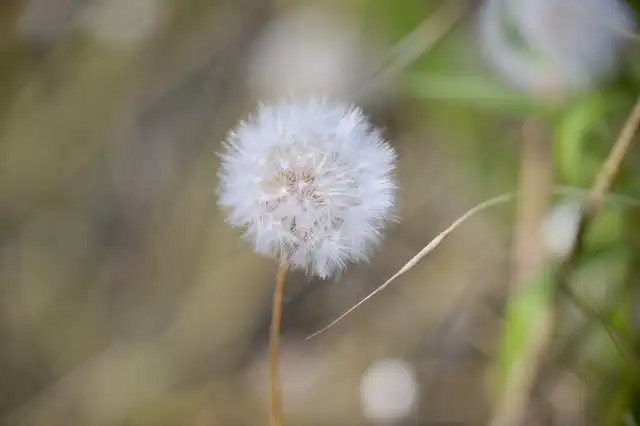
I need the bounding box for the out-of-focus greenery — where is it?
[1,0,640,425]
[369,0,640,424]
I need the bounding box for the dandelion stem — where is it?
[269,262,288,426]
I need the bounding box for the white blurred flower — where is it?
[76,0,165,47]
[360,358,419,423]
[478,0,636,94]
[217,99,396,279]
[247,5,376,99]
[541,200,582,258]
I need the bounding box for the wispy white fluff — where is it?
[478,0,636,94]
[217,99,396,278]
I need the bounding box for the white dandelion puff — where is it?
[478,0,636,95]
[217,99,397,279]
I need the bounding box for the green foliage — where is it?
[405,72,550,117]
[495,263,555,397]
[555,94,609,186]
[585,206,626,252]
[367,0,640,420]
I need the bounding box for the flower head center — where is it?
[257,146,340,242]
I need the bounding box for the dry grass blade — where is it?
[360,0,470,96]
[556,93,640,282]
[306,183,640,340]
[587,95,640,207]
[306,192,515,340]
[554,93,640,350]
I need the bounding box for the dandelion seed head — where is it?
[217,99,396,278]
[479,0,636,94]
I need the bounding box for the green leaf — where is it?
[495,263,556,397]
[585,206,626,252]
[405,72,552,116]
[555,94,607,186]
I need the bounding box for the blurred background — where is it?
[1,0,640,425]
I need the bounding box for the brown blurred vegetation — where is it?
[0,1,539,425]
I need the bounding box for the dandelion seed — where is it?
[217,99,397,279]
[478,0,636,95]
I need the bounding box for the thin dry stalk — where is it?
[490,94,640,426]
[269,262,288,426]
[489,118,555,426]
[513,119,554,286]
[585,96,640,209]
[556,94,640,287]
[360,0,470,96]
[553,95,640,352]
[306,192,515,339]
[489,311,555,426]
